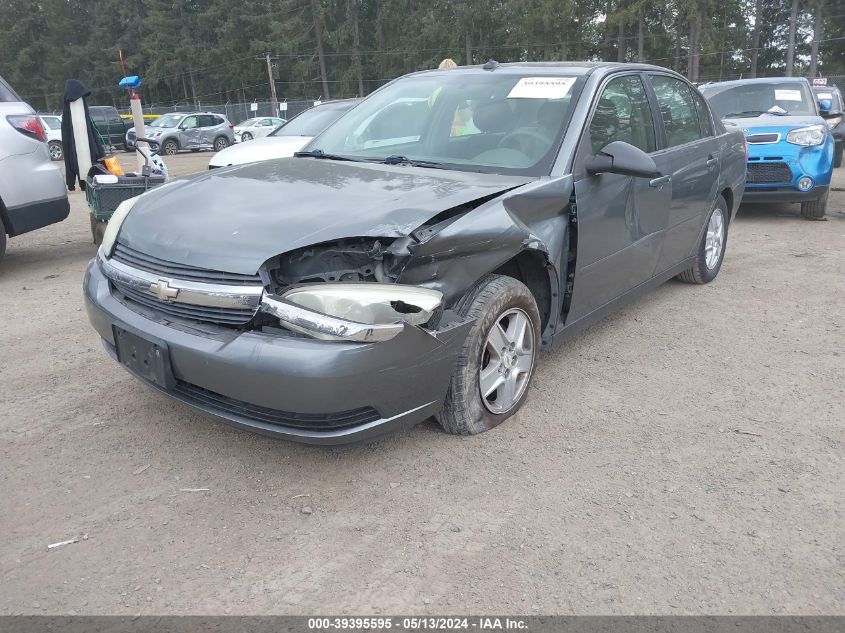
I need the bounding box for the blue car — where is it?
[700,77,834,219]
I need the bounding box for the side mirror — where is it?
[818,99,832,116]
[585,141,660,179]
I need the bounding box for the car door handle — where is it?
[706,156,718,169]
[649,175,671,188]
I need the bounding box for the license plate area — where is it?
[113,325,175,389]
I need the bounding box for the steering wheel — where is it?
[499,129,552,160]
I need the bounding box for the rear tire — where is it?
[677,196,729,284]
[48,141,63,161]
[213,136,229,151]
[241,132,253,142]
[800,190,828,220]
[438,274,541,436]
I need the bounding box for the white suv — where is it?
[0,75,69,265]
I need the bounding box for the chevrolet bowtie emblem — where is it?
[150,279,179,302]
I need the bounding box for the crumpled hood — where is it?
[119,158,532,275]
[208,135,312,167]
[726,114,827,132]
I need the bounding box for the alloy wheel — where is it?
[479,307,535,414]
[704,208,725,270]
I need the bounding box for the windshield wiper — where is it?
[378,155,447,169]
[723,110,767,118]
[293,149,360,162]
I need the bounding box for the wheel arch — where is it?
[489,248,559,345]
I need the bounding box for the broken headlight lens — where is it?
[100,195,140,257]
[281,283,443,327]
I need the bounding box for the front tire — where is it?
[0,227,6,265]
[834,143,843,169]
[48,141,63,161]
[800,190,828,220]
[438,275,541,436]
[162,139,179,156]
[677,196,729,284]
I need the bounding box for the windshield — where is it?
[238,118,260,127]
[303,72,583,175]
[701,81,817,118]
[149,113,182,128]
[271,104,353,137]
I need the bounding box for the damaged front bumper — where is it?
[83,259,473,444]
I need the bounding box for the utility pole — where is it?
[257,52,279,115]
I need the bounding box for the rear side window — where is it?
[205,115,224,126]
[692,91,713,137]
[0,76,21,102]
[649,75,704,148]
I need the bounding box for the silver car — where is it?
[0,75,69,265]
[126,112,235,155]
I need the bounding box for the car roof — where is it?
[407,61,685,79]
[700,77,811,89]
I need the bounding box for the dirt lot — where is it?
[1,151,843,615]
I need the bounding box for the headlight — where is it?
[786,125,826,146]
[260,283,443,342]
[100,195,139,257]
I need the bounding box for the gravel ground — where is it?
[1,151,843,615]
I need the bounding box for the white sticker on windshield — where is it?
[508,77,576,99]
[774,89,802,101]
[817,92,833,100]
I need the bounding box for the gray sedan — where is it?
[84,62,746,443]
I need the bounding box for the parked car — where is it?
[700,77,834,219]
[208,99,359,168]
[234,116,286,142]
[88,105,132,149]
[1,75,69,266]
[84,62,745,444]
[126,112,234,155]
[812,84,844,168]
[38,114,63,161]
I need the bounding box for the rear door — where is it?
[567,73,670,322]
[646,74,720,273]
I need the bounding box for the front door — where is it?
[647,74,720,273]
[567,74,671,322]
[179,115,201,148]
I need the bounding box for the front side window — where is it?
[307,72,584,175]
[181,116,199,129]
[588,75,656,154]
[650,76,704,148]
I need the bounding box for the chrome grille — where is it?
[113,241,261,286]
[101,252,263,328]
[747,161,792,185]
[116,283,257,326]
